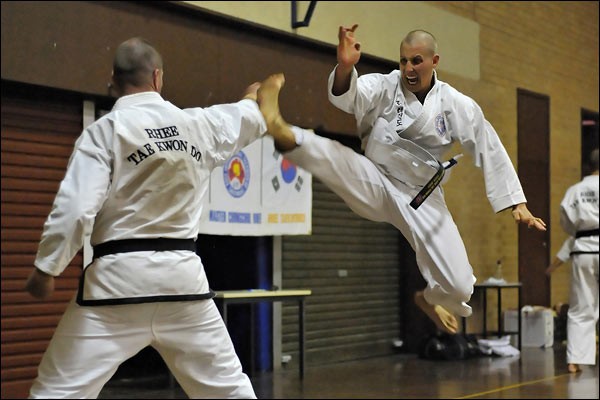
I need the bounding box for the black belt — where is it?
[570,251,599,256]
[409,155,461,210]
[576,229,599,238]
[93,238,196,260]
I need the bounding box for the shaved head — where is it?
[401,30,438,55]
[112,37,163,90]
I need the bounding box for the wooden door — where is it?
[517,89,551,307]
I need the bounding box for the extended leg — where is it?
[257,73,297,152]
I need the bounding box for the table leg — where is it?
[220,300,228,325]
[482,288,488,337]
[250,304,255,377]
[517,286,522,351]
[299,299,305,379]
[497,287,502,337]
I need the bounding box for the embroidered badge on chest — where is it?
[396,103,404,133]
[435,114,447,136]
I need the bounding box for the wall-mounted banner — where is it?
[198,136,312,236]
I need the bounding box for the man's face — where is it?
[399,41,439,97]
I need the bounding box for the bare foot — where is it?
[242,81,261,101]
[257,73,297,152]
[568,363,581,373]
[414,291,458,334]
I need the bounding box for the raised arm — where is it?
[332,24,362,96]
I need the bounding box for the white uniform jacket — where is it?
[556,237,575,263]
[560,174,600,254]
[559,174,599,366]
[33,92,266,304]
[328,67,526,213]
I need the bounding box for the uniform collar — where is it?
[112,91,164,111]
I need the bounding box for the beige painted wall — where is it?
[186,1,480,80]
[184,1,599,309]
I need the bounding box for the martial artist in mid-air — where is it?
[256,25,546,334]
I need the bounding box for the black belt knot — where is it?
[93,238,196,260]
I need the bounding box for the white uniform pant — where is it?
[286,129,475,317]
[567,253,599,365]
[29,297,255,399]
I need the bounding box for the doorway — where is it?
[517,89,551,307]
[581,109,599,176]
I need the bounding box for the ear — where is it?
[109,71,119,97]
[432,54,440,68]
[152,69,163,92]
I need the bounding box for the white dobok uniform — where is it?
[555,237,575,264]
[559,174,599,366]
[285,67,526,317]
[29,92,266,399]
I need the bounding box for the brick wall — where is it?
[429,1,598,306]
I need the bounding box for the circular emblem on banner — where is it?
[280,158,297,183]
[223,151,250,198]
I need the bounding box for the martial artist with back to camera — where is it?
[256,24,546,335]
[24,37,270,398]
[546,149,599,373]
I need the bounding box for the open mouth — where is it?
[406,76,418,86]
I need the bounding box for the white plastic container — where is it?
[503,307,554,348]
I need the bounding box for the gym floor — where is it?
[98,343,598,399]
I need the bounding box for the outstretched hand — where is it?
[511,203,547,231]
[337,24,361,67]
